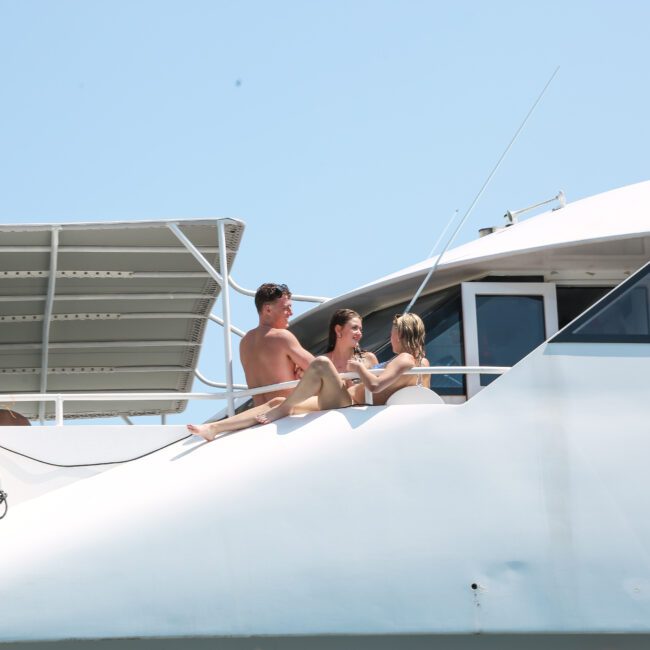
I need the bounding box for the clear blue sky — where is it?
[1,1,649,423]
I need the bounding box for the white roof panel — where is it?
[376,179,650,284]
[0,218,245,420]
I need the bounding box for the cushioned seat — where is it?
[385,386,445,406]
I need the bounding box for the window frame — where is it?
[461,281,559,397]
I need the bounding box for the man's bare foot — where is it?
[187,423,218,442]
[256,402,291,425]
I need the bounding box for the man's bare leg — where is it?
[188,397,286,442]
[257,357,351,425]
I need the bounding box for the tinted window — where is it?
[556,286,611,328]
[553,263,650,343]
[475,295,546,386]
[421,292,465,395]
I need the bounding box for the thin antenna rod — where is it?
[405,66,560,314]
[426,208,459,259]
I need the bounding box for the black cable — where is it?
[0,434,192,469]
[0,490,7,519]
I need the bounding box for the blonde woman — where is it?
[257,313,429,424]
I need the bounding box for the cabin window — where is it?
[475,295,545,386]
[422,292,465,395]
[553,263,650,343]
[461,282,558,397]
[556,286,611,328]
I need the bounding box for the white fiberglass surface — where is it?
[369,180,650,287]
[1,336,650,640]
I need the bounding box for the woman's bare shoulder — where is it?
[362,351,379,367]
[388,352,415,369]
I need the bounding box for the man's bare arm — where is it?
[282,330,314,371]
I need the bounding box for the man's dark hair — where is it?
[254,283,292,313]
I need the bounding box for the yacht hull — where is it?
[2,341,650,644]
[2,635,650,650]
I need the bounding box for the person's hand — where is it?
[346,359,362,373]
[294,365,304,380]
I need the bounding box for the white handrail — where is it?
[0,365,509,426]
[223,366,509,400]
[228,275,329,304]
[194,368,248,390]
[208,313,246,337]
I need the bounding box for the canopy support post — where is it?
[39,227,60,424]
[168,221,235,417]
[217,221,235,417]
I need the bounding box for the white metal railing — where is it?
[0,365,509,426]
[227,275,329,304]
[193,368,248,390]
[208,313,246,337]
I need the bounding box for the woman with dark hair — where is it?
[324,309,378,383]
[187,308,375,442]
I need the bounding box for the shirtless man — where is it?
[238,283,314,406]
[187,283,314,440]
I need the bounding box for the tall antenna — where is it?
[404,66,560,314]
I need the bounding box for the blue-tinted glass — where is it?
[552,263,650,343]
[422,294,464,394]
[476,295,545,386]
[574,284,649,336]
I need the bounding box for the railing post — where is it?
[54,395,64,426]
[217,221,235,417]
[167,220,235,416]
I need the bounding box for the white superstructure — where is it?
[0,181,649,648]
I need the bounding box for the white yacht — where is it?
[0,180,649,648]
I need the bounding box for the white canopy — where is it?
[0,218,244,419]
